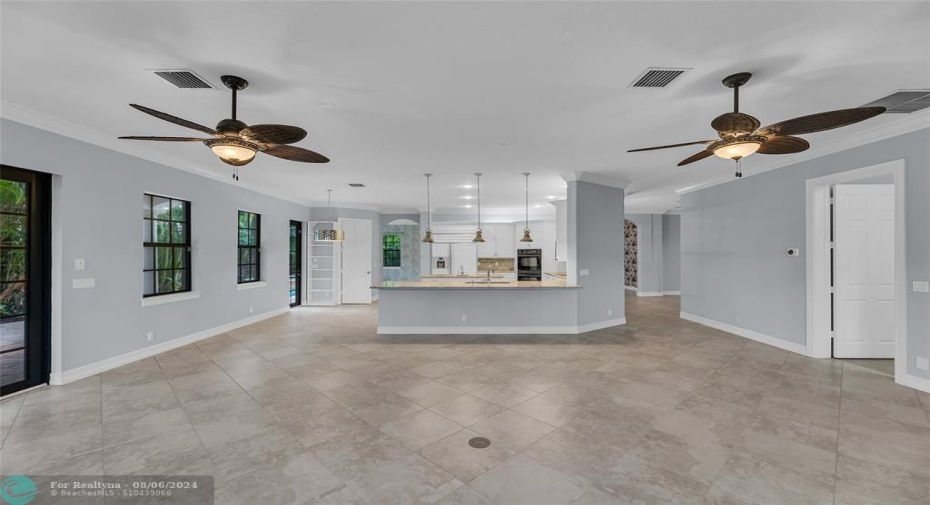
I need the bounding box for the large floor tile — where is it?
[419,428,517,483]
[380,409,464,450]
[471,453,582,505]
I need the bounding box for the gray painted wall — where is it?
[568,180,625,325]
[662,214,681,292]
[1,119,311,372]
[681,128,930,379]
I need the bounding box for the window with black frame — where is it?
[143,194,191,296]
[383,233,401,267]
[238,211,261,283]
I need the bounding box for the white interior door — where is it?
[834,184,895,358]
[340,218,372,304]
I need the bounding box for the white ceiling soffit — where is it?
[1,1,928,215]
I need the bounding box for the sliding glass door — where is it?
[1,165,51,396]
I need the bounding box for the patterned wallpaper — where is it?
[624,219,638,288]
[382,224,421,281]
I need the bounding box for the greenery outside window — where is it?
[383,234,401,268]
[143,194,191,296]
[238,211,261,283]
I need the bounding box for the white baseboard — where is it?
[662,291,681,296]
[378,318,626,335]
[625,286,637,291]
[679,312,807,354]
[637,291,663,297]
[50,307,290,385]
[899,373,930,394]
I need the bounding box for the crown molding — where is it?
[675,109,930,195]
[1,100,318,208]
[561,171,631,189]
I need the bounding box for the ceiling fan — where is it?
[119,75,329,179]
[627,72,886,177]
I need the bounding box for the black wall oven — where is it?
[517,249,541,281]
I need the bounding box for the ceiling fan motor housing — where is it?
[216,118,248,136]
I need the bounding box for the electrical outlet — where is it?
[608,309,613,316]
[146,332,154,342]
[75,258,86,271]
[249,306,254,313]
[917,356,930,371]
[580,269,590,276]
[461,314,467,322]
[913,281,929,293]
[72,278,95,289]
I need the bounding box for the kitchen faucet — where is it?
[487,267,494,280]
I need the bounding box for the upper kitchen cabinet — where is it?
[477,223,515,258]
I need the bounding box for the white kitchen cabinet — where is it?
[451,243,478,275]
[431,243,451,257]
[494,223,515,258]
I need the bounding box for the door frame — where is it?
[805,159,907,383]
[289,220,303,307]
[1,165,52,396]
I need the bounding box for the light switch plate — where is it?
[913,281,929,293]
[73,278,95,289]
[75,258,85,271]
[580,269,590,276]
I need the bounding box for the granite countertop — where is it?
[421,274,507,279]
[545,272,567,279]
[374,280,579,289]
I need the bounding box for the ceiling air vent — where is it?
[861,90,930,113]
[629,67,690,88]
[348,183,366,188]
[150,70,214,89]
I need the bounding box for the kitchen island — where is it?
[373,279,623,335]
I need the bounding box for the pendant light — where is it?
[422,173,434,243]
[314,189,345,241]
[472,173,485,242]
[520,172,533,242]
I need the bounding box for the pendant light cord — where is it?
[475,173,482,231]
[327,189,333,222]
[524,173,530,231]
[426,174,432,231]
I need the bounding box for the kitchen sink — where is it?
[466,279,511,284]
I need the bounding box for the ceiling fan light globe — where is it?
[205,138,258,166]
[713,141,761,160]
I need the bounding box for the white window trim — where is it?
[236,281,268,291]
[141,291,202,307]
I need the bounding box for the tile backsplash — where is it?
[477,258,515,272]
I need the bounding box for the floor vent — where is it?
[861,90,930,113]
[629,68,690,88]
[151,70,214,89]
[348,183,366,188]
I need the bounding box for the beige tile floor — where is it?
[2,294,929,504]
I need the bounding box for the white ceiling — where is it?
[2,1,928,214]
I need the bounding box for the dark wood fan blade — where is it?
[757,136,810,155]
[240,124,307,145]
[262,145,329,163]
[757,107,885,136]
[129,104,218,135]
[677,150,714,166]
[628,140,714,152]
[118,136,209,142]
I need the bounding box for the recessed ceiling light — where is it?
[534,204,543,208]
[317,102,337,109]
[546,195,558,199]
[461,195,473,199]
[462,184,473,189]
[464,204,472,208]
